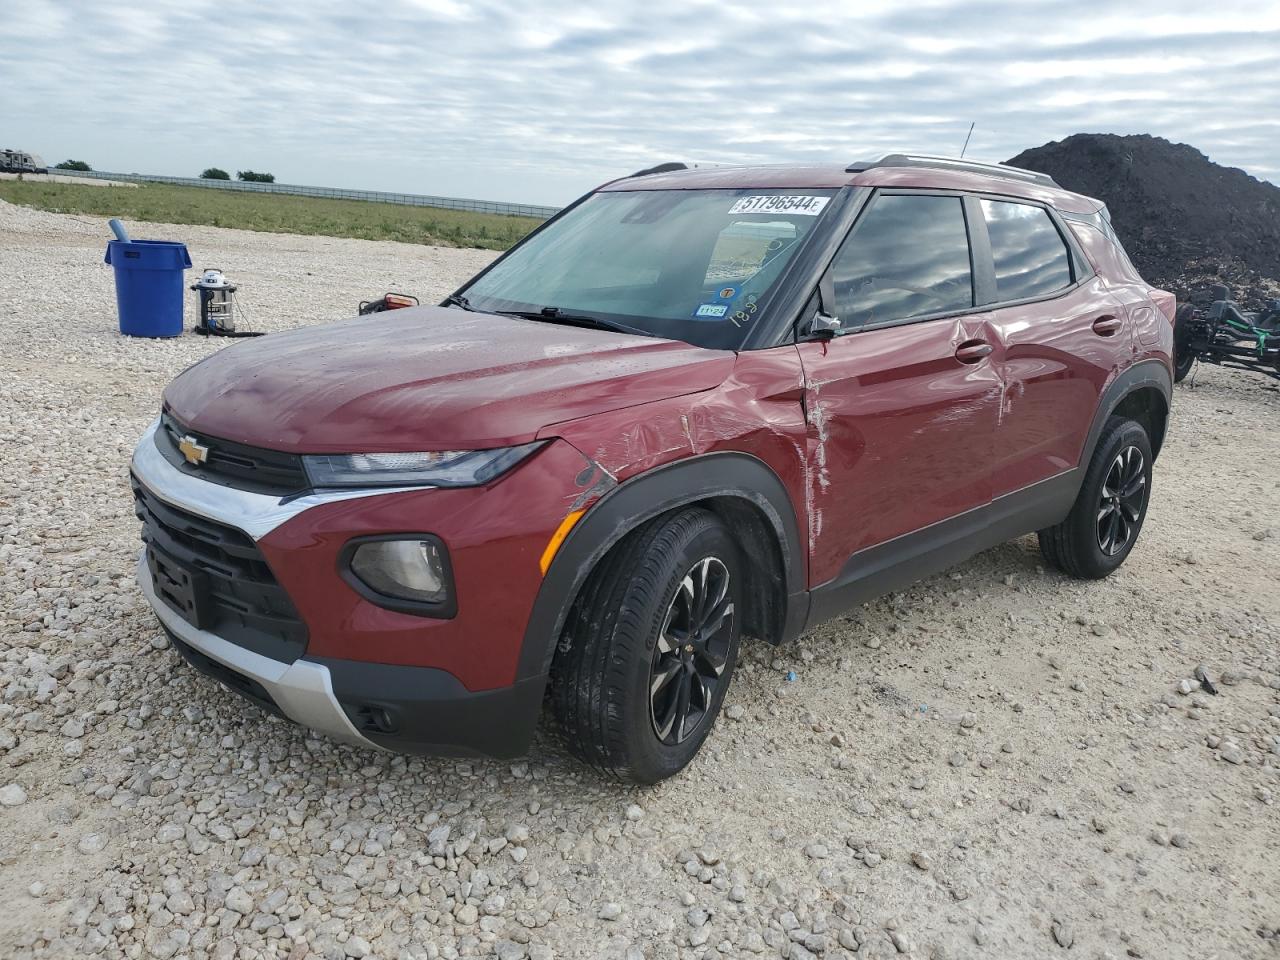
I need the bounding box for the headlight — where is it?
[303,442,544,488]
[342,536,456,617]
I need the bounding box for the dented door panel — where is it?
[796,314,1001,586]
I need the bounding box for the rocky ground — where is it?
[1,199,1277,960]
[1156,259,1280,315]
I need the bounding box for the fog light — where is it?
[350,538,448,605]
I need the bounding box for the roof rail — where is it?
[630,161,688,177]
[846,153,1058,187]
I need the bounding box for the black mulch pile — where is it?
[1008,133,1280,309]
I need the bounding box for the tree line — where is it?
[45,159,277,184]
[200,168,276,183]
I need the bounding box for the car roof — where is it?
[598,157,1104,215]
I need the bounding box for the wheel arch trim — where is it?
[516,451,806,681]
[1080,360,1172,466]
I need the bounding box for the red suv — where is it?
[132,155,1175,783]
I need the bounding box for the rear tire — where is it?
[549,508,742,784]
[1038,417,1153,579]
[1173,303,1196,382]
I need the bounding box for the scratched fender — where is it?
[515,448,810,683]
[519,352,813,682]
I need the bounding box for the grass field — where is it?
[0,180,542,250]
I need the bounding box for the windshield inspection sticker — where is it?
[729,195,830,216]
[693,303,729,319]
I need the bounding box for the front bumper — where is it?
[129,417,588,758]
[138,552,372,748]
[139,553,545,756]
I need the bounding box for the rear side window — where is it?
[830,194,973,329]
[981,199,1073,300]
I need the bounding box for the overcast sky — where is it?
[3,1,1277,205]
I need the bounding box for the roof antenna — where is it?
[960,122,975,158]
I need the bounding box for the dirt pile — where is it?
[1008,133,1280,307]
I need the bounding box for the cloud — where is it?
[1,0,1276,204]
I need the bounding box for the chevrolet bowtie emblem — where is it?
[178,434,209,466]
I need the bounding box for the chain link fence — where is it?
[52,169,561,220]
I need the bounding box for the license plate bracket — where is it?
[147,546,213,631]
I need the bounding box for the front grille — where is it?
[156,412,309,496]
[134,479,308,663]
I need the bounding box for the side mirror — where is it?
[803,312,841,339]
[801,271,841,339]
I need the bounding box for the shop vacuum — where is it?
[191,269,263,337]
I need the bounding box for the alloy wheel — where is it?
[1097,445,1146,556]
[648,556,735,745]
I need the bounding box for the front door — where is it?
[796,191,1002,587]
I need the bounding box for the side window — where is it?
[981,199,1073,300]
[830,195,973,329]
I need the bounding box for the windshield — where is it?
[459,188,838,349]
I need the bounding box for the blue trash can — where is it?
[104,239,192,337]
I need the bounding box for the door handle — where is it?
[955,339,993,363]
[1092,314,1122,336]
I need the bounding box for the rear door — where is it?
[974,197,1125,495]
[795,191,1002,586]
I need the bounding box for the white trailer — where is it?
[0,149,47,174]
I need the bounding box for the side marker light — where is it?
[540,509,586,575]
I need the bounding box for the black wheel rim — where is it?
[1097,445,1146,556]
[648,556,735,745]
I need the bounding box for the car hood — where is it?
[163,306,735,452]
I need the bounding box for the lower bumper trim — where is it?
[318,657,544,759]
[137,553,377,750]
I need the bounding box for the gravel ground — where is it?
[1,198,1278,960]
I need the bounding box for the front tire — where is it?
[1038,417,1153,579]
[550,508,743,784]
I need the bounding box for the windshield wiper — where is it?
[442,293,476,311]
[499,306,644,336]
